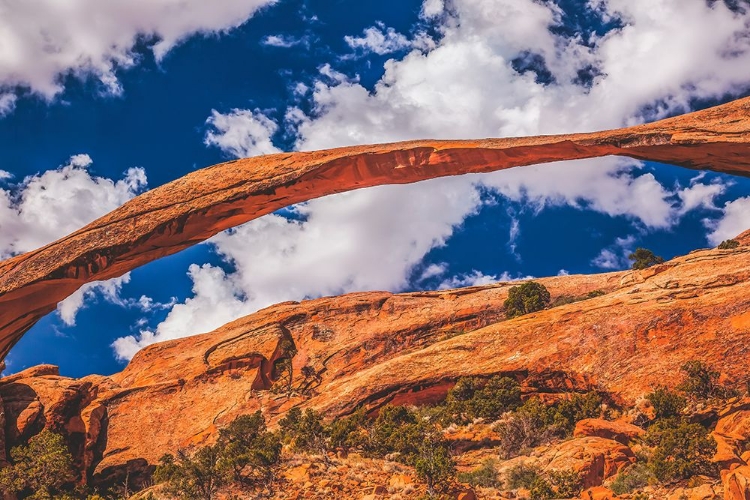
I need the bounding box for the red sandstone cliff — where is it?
[0,230,747,490]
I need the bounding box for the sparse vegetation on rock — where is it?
[718,239,740,249]
[644,419,718,482]
[0,429,75,500]
[629,247,665,270]
[504,281,551,318]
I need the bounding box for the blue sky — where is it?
[1,0,749,378]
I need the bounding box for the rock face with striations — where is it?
[2,97,750,362]
[0,231,748,487]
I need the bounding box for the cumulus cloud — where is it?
[114,0,750,359]
[345,23,411,55]
[0,0,277,100]
[205,109,281,158]
[591,235,637,270]
[706,197,750,246]
[0,154,146,258]
[57,274,133,326]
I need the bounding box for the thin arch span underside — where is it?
[1,97,750,362]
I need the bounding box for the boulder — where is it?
[574,419,645,445]
[725,465,750,500]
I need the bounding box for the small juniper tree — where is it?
[0,429,75,499]
[153,445,229,500]
[217,411,282,486]
[718,239,739,250]
[504,281,551,318]
[414,427,455,496]
[629,248,665,270]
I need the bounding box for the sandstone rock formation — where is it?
[498,437,635,488]
[574,419,645,445]
[0,232,748,487]
[2,97,750,362]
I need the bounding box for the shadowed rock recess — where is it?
[0,230,748,489]
[2,96,750,361]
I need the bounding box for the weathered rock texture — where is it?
[2,97,750,361]
[0,231,748,487]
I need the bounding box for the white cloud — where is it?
[0,154,147,258]
[115,177,483,359]
[0,155,149,326]
[205,109,281,158]
[439,271,498,289]
[57,273,132,326]
[345,23,411,55]
[0,0,277,100]
[262,35,311,49]
[115,0,750,359]
[56,274,176,327]
[0,93,16,116]
[706,197,750,246]
[591,235,637,270]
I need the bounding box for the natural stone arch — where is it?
[1,96,750,362]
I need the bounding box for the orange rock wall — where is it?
[2,97,750,361]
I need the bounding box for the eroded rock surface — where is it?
[0,232,748,487]
[2,97,750,360]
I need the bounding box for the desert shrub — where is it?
[609,462,655,494]
[0,429,75,499]
[548,469,583,497]
[154,445,229,500]
[368,405,425,460]
[550,290,606,308]
[414,428,455,495]
[443,376,522,424]
[278,407,328,455]
[629,248,665,270]
[529,477,555,500]
[645,420,717,482]
[506,463,543,489]
[646,387,686,420]
[495,393,601,458]
[457,459,501,488]
[217,411,281,484]
[678,360,737,401]
[718,239,740,249]
[550,295,577,307]
[504,281,551,318]
[326,408,368,453]
[555,391,603,432]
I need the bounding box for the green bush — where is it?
[718,239,740,250]
[414,428,455,495]
[555,392,603,432]
[217,411,281,484]
[629,248,665,270]
[443,376,522,424]
[457,459,501,488]
[505,463,543,489]
[529,477,555,500]
[369,405,424,460]
[154,412,282,498]
[646,387,686,420]
[278,407,328,455]
[645,420,717,482]
[548,469,583,497]
[326,408,368,453]
[0,429,75,499]
[504,281,551,318]
[609,462,655,495]
[678,360,737,401]
[154,445,229,500]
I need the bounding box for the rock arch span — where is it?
[1,97,750,362]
